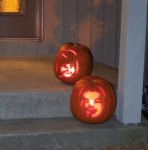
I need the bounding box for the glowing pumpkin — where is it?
[70,76,117,124]
[54,43,93,84]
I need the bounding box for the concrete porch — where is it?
[0,56,118,120]
[0,117,147,150]
[0,57,147,149]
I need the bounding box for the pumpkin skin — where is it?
[70,76,117,124]
[54,43,93,84]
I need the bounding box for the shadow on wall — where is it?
[47,0,119,68]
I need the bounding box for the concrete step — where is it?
[0,57,118,120]
[0,91,72,120]
[0,117,147,150]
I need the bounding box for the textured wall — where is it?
[0,0,121,68]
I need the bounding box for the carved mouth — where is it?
[63,72,73,77]
[87,107,97,113]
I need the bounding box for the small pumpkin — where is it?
[70,76,117,124]
[54,43,93,84]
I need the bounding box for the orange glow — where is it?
[0,0,20,12]
[80,91,103,118]
[56,49,79,79]
[89,99,94,106]
[67,49,77,56]
[61,53,68,58]
[84,91,100,101]
[60,64,75,77]
[99,87,106,97]
[75,60,79,74]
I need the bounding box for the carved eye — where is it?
[94,99,102,103]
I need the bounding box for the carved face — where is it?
[81,91,102,118]
[55,49,79,79]
[79,87,105,119]
[70,76,117,124]
[54,43,93,84]
[60,63,75,77]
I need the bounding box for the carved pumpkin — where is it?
[70,76,117,124]
[54,43,93,84]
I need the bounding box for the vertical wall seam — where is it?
[62,0,65,43]
[77,0,79,43]
[103,0,106,64]
[90,0,93,50]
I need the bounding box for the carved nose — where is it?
[89,99,94,106]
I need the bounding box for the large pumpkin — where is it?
[54,43,93,84]
[70,76,116,124]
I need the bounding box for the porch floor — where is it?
[0,57,147,150]
[0,56,118,92]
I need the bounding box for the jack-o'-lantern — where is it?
[54,43,93,84]
[70,76,117,124]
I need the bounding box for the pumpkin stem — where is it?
[75,43,80,46]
